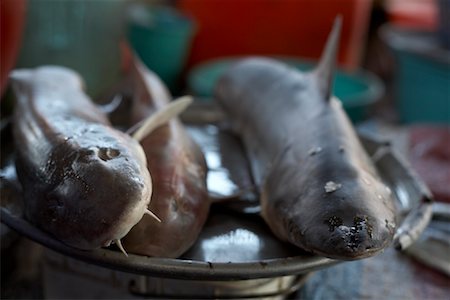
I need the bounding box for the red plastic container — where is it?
[385,0,438,30]
[178,0,373,71]
[0,0,26,97]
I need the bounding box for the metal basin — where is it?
[0,102,432,283]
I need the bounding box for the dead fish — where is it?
[10,66,153,251]
[122,58,210,258]
[215,18,397,260]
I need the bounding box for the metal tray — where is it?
[0,102,433,280]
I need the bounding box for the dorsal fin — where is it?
[10,69,30,83]
[313,16,342,102]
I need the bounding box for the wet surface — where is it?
[187,124,259,213]
[182,207,300,262]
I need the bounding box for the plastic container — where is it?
[16,0,126,98]
[438,0,450,49]
[177,0,373,71]
[187,57,384,123]
[380,25,450,124]
[385,0,438,30]
[127,5,195,94]
[0,0,26,97]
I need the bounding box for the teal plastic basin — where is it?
[187,57,384,123]
[394,51,450,123]
[380,25,450,124]
[128,6,195,93]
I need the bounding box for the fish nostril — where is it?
[324,216,343,232]
[98,148,120,161]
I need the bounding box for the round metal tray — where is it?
[0,104,433,280]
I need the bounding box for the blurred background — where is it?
[2,0,448,123]
[1,0,449,298]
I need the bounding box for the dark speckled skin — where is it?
[11,66,152,250]
[122,60,209,258]
[215,25,396,260]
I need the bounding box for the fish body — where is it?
[122,59,209,258]
[11,66,152,250]
[215,20,396,260]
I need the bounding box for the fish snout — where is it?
[48,145,152,249]
[304,215,393,260]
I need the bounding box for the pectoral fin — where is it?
[129,96,193,141]
[98,94,123,114]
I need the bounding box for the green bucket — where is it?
[17,0,126,98]
[187,57,384,123]
[128,5,195,94]
[380,25,450,124]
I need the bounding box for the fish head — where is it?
[44,127,152,249]
[294,173,397,260]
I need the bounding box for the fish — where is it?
[214,18,397,260]
[122,58,210,258]
[10,66,153,252]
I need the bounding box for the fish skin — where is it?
[11,66,152,250]
[122,58,209,258]
[215,21,396,260]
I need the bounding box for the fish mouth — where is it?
[307,230,391,261]
[307,243,385,260]
[295,217,393,260]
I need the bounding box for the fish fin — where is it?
[9,70,32,96]
[313,16,342,102]
[114,239,128,257]
[98,94,122,114]
[9,69,30,83]
[144,209,162,223]
[130,96,193,141]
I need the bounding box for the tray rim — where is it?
[0,207,337,280]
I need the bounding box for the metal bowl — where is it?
[0,102,432,281]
